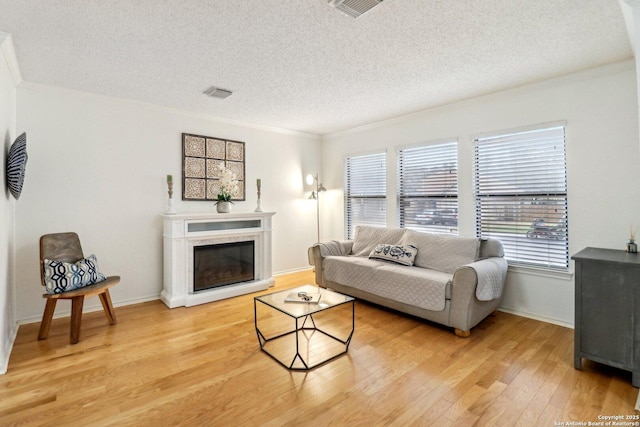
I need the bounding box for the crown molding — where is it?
[324,60,635,140]
[18,81,322,140]
[0,32,23,87]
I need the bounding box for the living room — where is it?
[1,0,640,424]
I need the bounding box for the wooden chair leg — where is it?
[38,299,57,340]
[99,290,117,325]
[70,296,85,344]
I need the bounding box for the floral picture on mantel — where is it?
[182,133,246,201]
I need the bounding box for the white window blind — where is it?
[345,152,387,239]
[473,125,568,270]
[398,141,458,234]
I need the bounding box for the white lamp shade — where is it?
[306,174,315,186]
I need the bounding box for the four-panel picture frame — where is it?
[181,133,246,201]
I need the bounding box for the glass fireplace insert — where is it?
[193,240,255,292]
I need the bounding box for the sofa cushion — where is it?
[324,255,452,311]
[369,244,418,266]
[351,226,405,257]
[479,238,504,259]
[351,225,405,256]
[402,230,480,273]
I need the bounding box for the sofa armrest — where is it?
[308,240,354,286]
[460,257,508,301]
[449,257,508,332]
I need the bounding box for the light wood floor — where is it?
[1,270,637,426]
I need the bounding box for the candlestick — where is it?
[255,179,263,212]
[165,180,177,214]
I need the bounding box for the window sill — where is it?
[507,264,573,281]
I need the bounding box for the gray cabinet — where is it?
[572,247,640,387]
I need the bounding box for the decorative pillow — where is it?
[44,254,106,294]
[351,226,406,257]
[368,244,418,266]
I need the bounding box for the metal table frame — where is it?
[254,288,355,370]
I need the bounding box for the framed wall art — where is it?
[182,133,246,201]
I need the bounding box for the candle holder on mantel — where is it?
[166,175,177,215]
[255,178,263,212]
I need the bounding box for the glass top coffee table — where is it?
[254,284,355,370]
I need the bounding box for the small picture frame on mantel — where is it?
[181,133,246,201]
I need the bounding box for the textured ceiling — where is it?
[0,0,633,135]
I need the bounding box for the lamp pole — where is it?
[307,173,326,243]
[315,181,321,242]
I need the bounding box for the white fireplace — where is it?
[161,211,276,308]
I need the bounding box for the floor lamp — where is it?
[307,174,326,242]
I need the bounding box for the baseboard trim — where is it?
[273,266,314,276]
[16,269,314,325]
[17,294,162,326]
[15,272,313,325]
[0,322,19,375]
[498,306,574,329]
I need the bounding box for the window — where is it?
[398,141,458,234]
[345,152,386,239]
[473,124,568,270]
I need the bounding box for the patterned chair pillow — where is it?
[369,244,418,266]
[43,254,106,294]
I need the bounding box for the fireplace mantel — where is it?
[161,211,276,308]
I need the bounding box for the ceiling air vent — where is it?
[328,0,384,18]
[203,86,233,99]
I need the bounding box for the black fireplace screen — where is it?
[193,241,255,292]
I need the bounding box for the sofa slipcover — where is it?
[309,226,508,336]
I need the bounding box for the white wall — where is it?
[14,84,321,323]
[8,53,639,333]
[0,34,18,373]
[321,60,640,327]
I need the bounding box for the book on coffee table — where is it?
[284,291,321,304]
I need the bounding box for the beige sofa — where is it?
[308,226,508,337]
